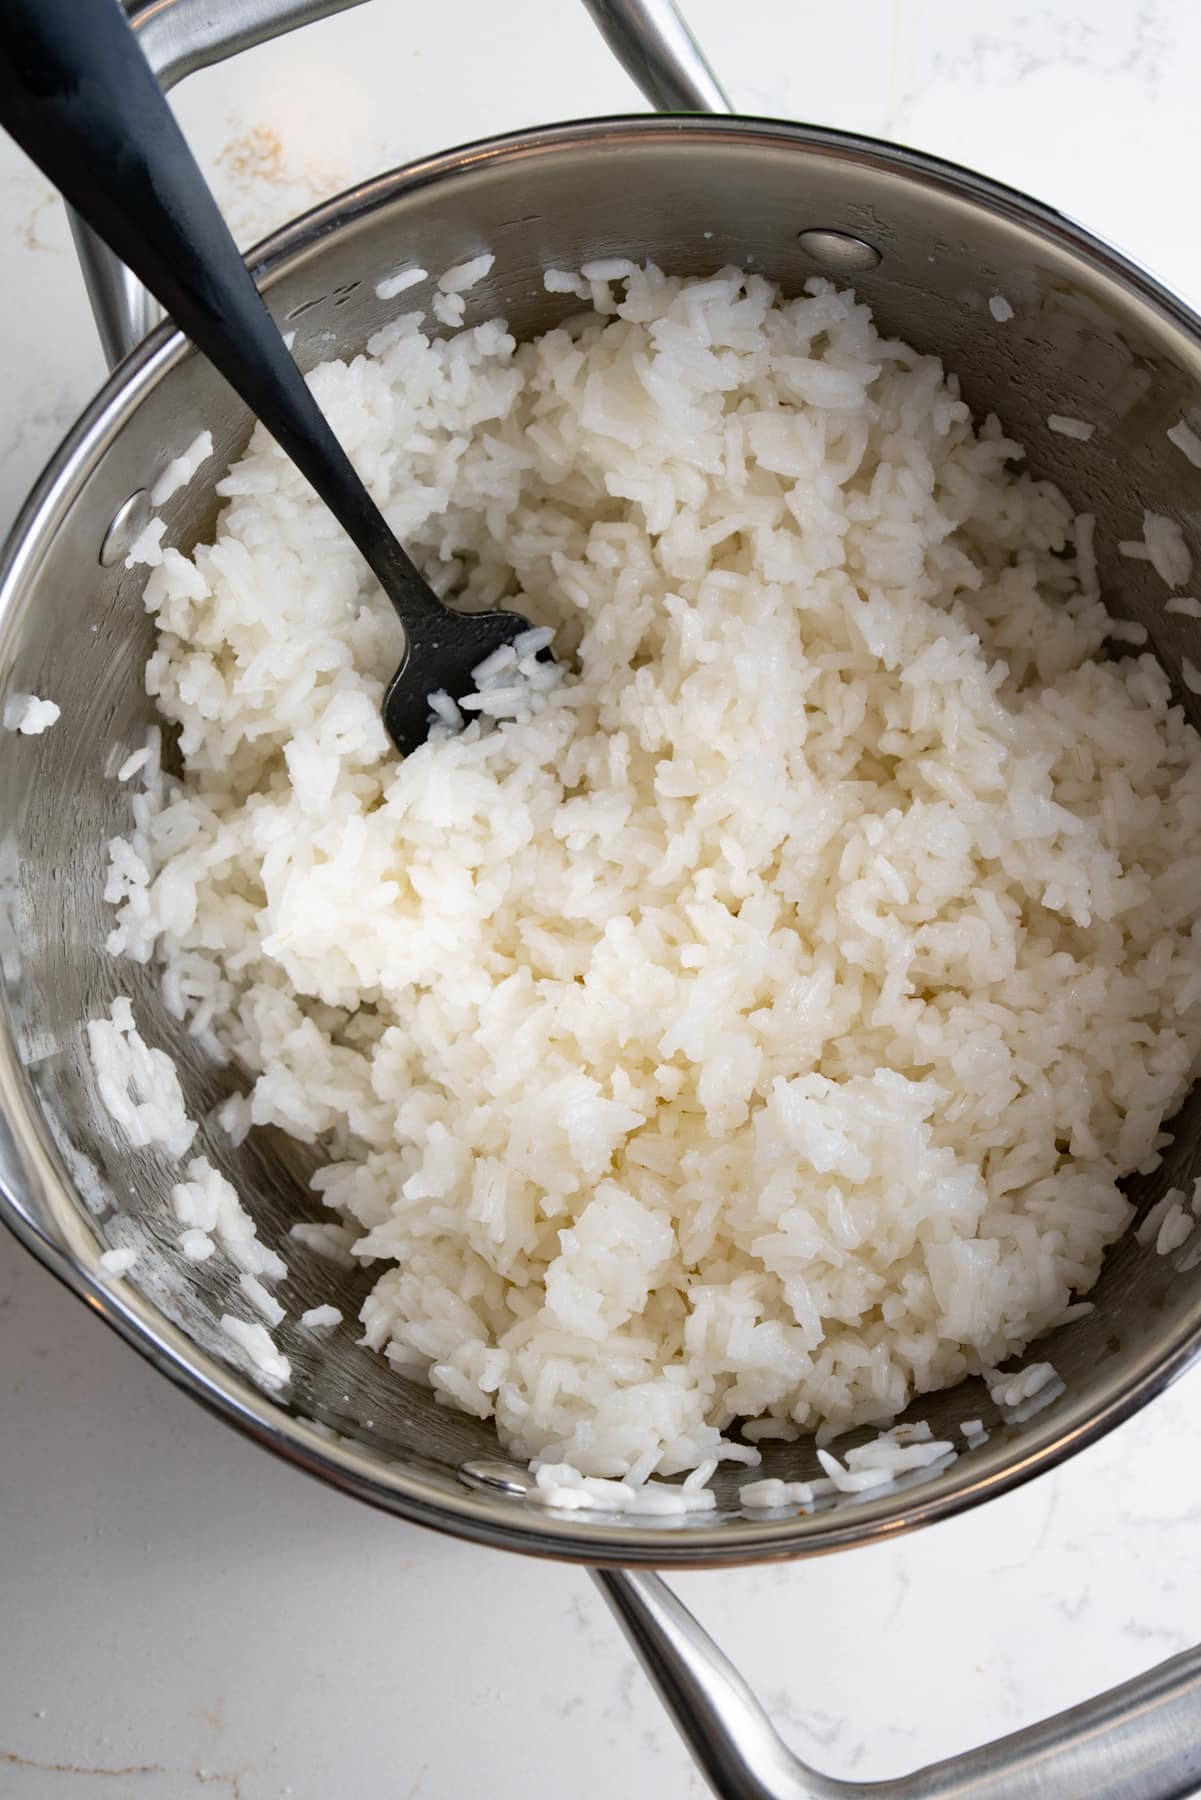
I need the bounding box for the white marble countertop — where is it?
[2,3,1201,1795]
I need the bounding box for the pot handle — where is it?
[578,0,729,113]
[593,1568,1201,1800]
[70,0,726,369]
[70,0,371,368]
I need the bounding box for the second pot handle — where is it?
[72,0,371,368]
[579,0,729,113]
[71,0,726,370]
[593,1567,1201,1800]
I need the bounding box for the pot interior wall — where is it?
[3,120,1201,1550]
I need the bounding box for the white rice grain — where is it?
[1156,1202,1193,1256]
[988,1361,1057,1408]
[240,1271,286,1326]
[179,1228,215,1263]
[376,267,427,300]
[1047,415,1094,441]
[815,1449,897,1495]
[124,515,167,569]
[99,1246,138,1276]
[432,291,466,328]
[86,997,196,1158]
[6,694,60,735]
[289,1222,355,1266]
[220,1314,290,1386]
[527,1463,714,1514]
[1168,420,1201,468]
[151,431,213,506]
[1144,512,1193,587]
[739,1478,815,1509]
[1137,1188,1187,1245]
[437,254,495,294]
[300,1304,343,1329]
[117,747,152,782]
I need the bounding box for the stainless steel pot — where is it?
[3,2,1201,1794]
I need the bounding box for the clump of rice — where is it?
[125,515,168,569]
[170,1155,285,1279]
[84,1009,293,1382]
[527,1462,716,1514]
[1121,511,1193,588]
[987,1361,1057,1408]
[101,264,1201,1482]
[6,694,60,734]
[86,997,195,1158]
[151,430,213,507]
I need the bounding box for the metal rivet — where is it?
[99,489,151,568]
[458,1458,533,1496]
[797,229,883,272]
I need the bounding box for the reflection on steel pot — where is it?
[3,1,1201,1794]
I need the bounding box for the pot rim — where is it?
[4,110,1200,1567]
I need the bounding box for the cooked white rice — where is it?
[987,1360,1056,1407]
[101,265,1201,1480]
[1144,511,1193,588]
[376,266,427,301]
[1156,1202,1193,1256]
[151,430,213,507]
[7,693,60,734]
[168,1154,286,1280]
[125,515,167,570]
[431,292,466,330]
[179,1227,215,1263]
[220,1313,291,1385]
[300,1304,343,1330]
[240,1271,286,1325]
[527,1461,716,1514]
[1135,1186,1187,1246]
[87,997,196,1158]
[117,745,153,783]
[1047,415,1094,441]
[739,1476,815,1509]
[437,254,495,295]
[1168,420,1201,469]
[99,1245,139,1276]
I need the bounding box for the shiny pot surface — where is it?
[8,105,1201,1562]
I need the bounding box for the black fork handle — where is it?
[0,0,441,621]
